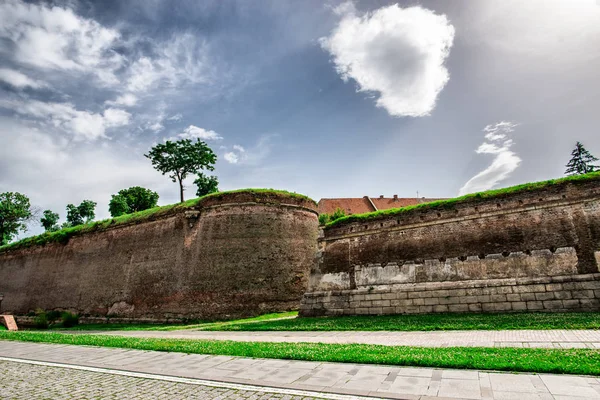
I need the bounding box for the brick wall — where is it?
[301,179,600,316]
[0,191,318,322]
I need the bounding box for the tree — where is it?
[40,210,60,232]
[145,139,217,202]
[194,173,219,197]
[0,192,32,245]
[66,200,97,226]
[565,142,599,175]
[109,186,159,217]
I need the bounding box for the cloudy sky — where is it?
[1,0,600,234]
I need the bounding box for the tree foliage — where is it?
[145,139,217,202]
[565,142,599,176]
[66,200,97,226]
[0,192,32,245]
[318,207,346,225]
[194,173,219,197]
[109,186,159,217]
[40,210,60,232]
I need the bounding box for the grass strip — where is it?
[57,312,298,332]
[202,312,600,332]
[1,331,599,376]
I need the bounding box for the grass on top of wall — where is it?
[0,189,315,254]
[326,171,600,228]
[1,331,600,376]
[201,312,600,332]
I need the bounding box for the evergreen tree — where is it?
[565,142,599,175]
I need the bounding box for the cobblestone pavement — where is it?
[0,360,332,400]
[95,329,600,349]
[2,341,600,399]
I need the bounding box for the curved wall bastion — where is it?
[0,190,319,322]
[300,178,600,316]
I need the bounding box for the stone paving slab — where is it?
[1,340,600,399]
[91,329,600,349]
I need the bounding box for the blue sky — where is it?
[1,0,600,233]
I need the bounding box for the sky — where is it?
[1,0,600,235]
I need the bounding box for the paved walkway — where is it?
[1,340,600,400]
[94,330,600,349]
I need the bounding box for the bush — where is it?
[34,309,49,329]
[46,310,61,322]
[61,312,79,328]
[318,213,330,225]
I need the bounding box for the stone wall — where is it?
[0,191,319,321]
[301,179,600,316]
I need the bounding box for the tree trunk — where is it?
[178,179,184,203]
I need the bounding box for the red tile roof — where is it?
[318,196,446,215]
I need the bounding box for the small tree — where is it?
[109,186,159,217]
[66,200,97,226]
[194,173,219,197]
[0,192,32,245]
[565,142,599,175]
[40,210,60,232]
[145,139,217,202]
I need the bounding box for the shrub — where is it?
[34,309,48,329]
[61,312,79,328]
[46,310,61,322]
[318,213,330,225]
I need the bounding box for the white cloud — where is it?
[0,99,130,141]
[105,93,138,107]
[320,3,454,117]
[0,0,123,84]
[459,121,521,195]
[167,113,183,121]
[233,145,245,152]
[223,152,239,164]
[103,108,131,127]
[0,68,46,89]
[176,125,223,141]
[147,122,164,132]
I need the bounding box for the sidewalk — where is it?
[93,329,600,349]
[1,340,599,399]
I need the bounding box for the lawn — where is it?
[0,330,598,376]
[202,312,600,331]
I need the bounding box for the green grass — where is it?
[0,189,316,253]
[326,171,600,227]
[54,312,297,332]
[202,312,600,332]
[1,331,599,375]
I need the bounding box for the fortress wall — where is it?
[301,180,600,316]
[0,192,319,321]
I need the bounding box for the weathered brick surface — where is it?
[0,192,319,322]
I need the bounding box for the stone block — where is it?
[490,294,507,302]
[391,299,413,307]
[368,307,383,315]
[520,293,536,301]
[468,303,482,312]
[579,299,600,308]
[396,292,408,299]
[545,283,563,292]
[526,301,544,310]
[542,300,563,310]
[562,299,581,309]
[554,291,572,300]
[534,292,555,301]
[381,293,397,300]
[513,284,546,293]
[419,305,434,313]
[511,302,527,311]
[424,298,440,306]
[482,302,511,312]
[459,295,479,304]
[433,305,449,313]
[506,294,521,302]
[412,298,425,305]
[359,300,372,307]
[575,281,600,290]
[449,304,469,313]
[365,293,382,301]
[372,300,391,307]
[382,306,396,314]
[397,306,420,314]
[355,308,370,315]
[571,290,595,299]
[440,296,461,305]
[476,295,492,303]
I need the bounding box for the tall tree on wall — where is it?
[565,142,599,175]
[145,139,217,202]
[109,186,159,217]
[194,173,219,197]
[65,200,97,226]
[0,192,32,245]
[40,210,60,232]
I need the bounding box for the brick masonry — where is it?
[301,179,600,316]
[300,273,600,316]
[0,191,318,322]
